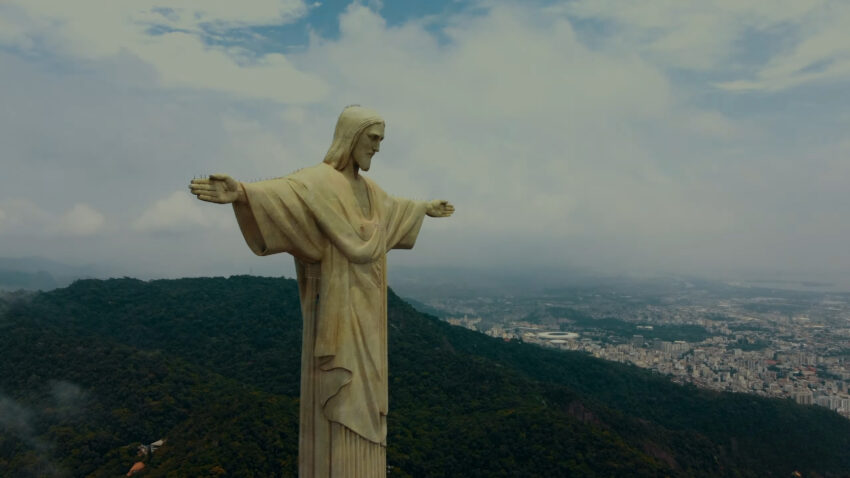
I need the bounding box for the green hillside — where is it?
[1,276,848,477]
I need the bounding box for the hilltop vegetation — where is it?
[1,276,849,477]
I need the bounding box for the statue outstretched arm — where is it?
[189,174,246,204]
[425,199,455,218]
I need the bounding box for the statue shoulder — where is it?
[288,163,340,186]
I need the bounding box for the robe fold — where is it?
[232,162,427,477]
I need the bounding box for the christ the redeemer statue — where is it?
[189,106,454,477]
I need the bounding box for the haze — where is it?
[1,1,848,290]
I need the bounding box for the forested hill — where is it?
[1,277,849,477]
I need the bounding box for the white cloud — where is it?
[296,4,680,239]
[133,0,311,31]
[0,200,104,237]
[0,199,51,235]
[219,114,295,173]
[1,1,849,281]
[566,0,850,91]
[132,191,233,233]
[717,6,850,91]
[0,0,327,102]
[0,7,35,49]
[2,0,310,56]
[682,111,747,139]
[135,32,327,103]
[56,204,105,237]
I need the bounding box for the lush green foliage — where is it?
[1,277,848,477]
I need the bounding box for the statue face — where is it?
[351,123,384,171]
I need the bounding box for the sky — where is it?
[0,0,849,287]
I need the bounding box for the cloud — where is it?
[48,380,89,419]
[297,4,681,237]
[716,12,850,91]
[0,0,327,102]
[57,204,105,237]
[0,383,86,478]
[132,190,233,233]
[1,1,849,282]
[0,394,34,436]
[283,3,850,276]
[565,0,850,92]
[0,199,50,233]
[0,200,105,237]
[1,0,311,56]
[0,394,60,476]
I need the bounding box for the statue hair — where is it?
[323,106,384,171]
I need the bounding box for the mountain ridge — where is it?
[1,276,848,477]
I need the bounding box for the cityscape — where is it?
[412,277,850,420]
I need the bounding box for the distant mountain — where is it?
[390,264,599,299]
[399,295,445,318]
[0,256,105,290]
[0,268,58,291]
[1,276,849,477]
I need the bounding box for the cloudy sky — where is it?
[1,0,848,286]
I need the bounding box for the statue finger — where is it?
[198,194,223,203]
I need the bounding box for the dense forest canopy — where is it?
[1,276,849,477]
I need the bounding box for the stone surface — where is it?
[189,106,453,477]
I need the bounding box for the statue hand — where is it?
[426,200,455,218]
[189,174,242,204]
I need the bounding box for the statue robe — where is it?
[232,163,427,477]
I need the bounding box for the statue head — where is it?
[323,105,385,172]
